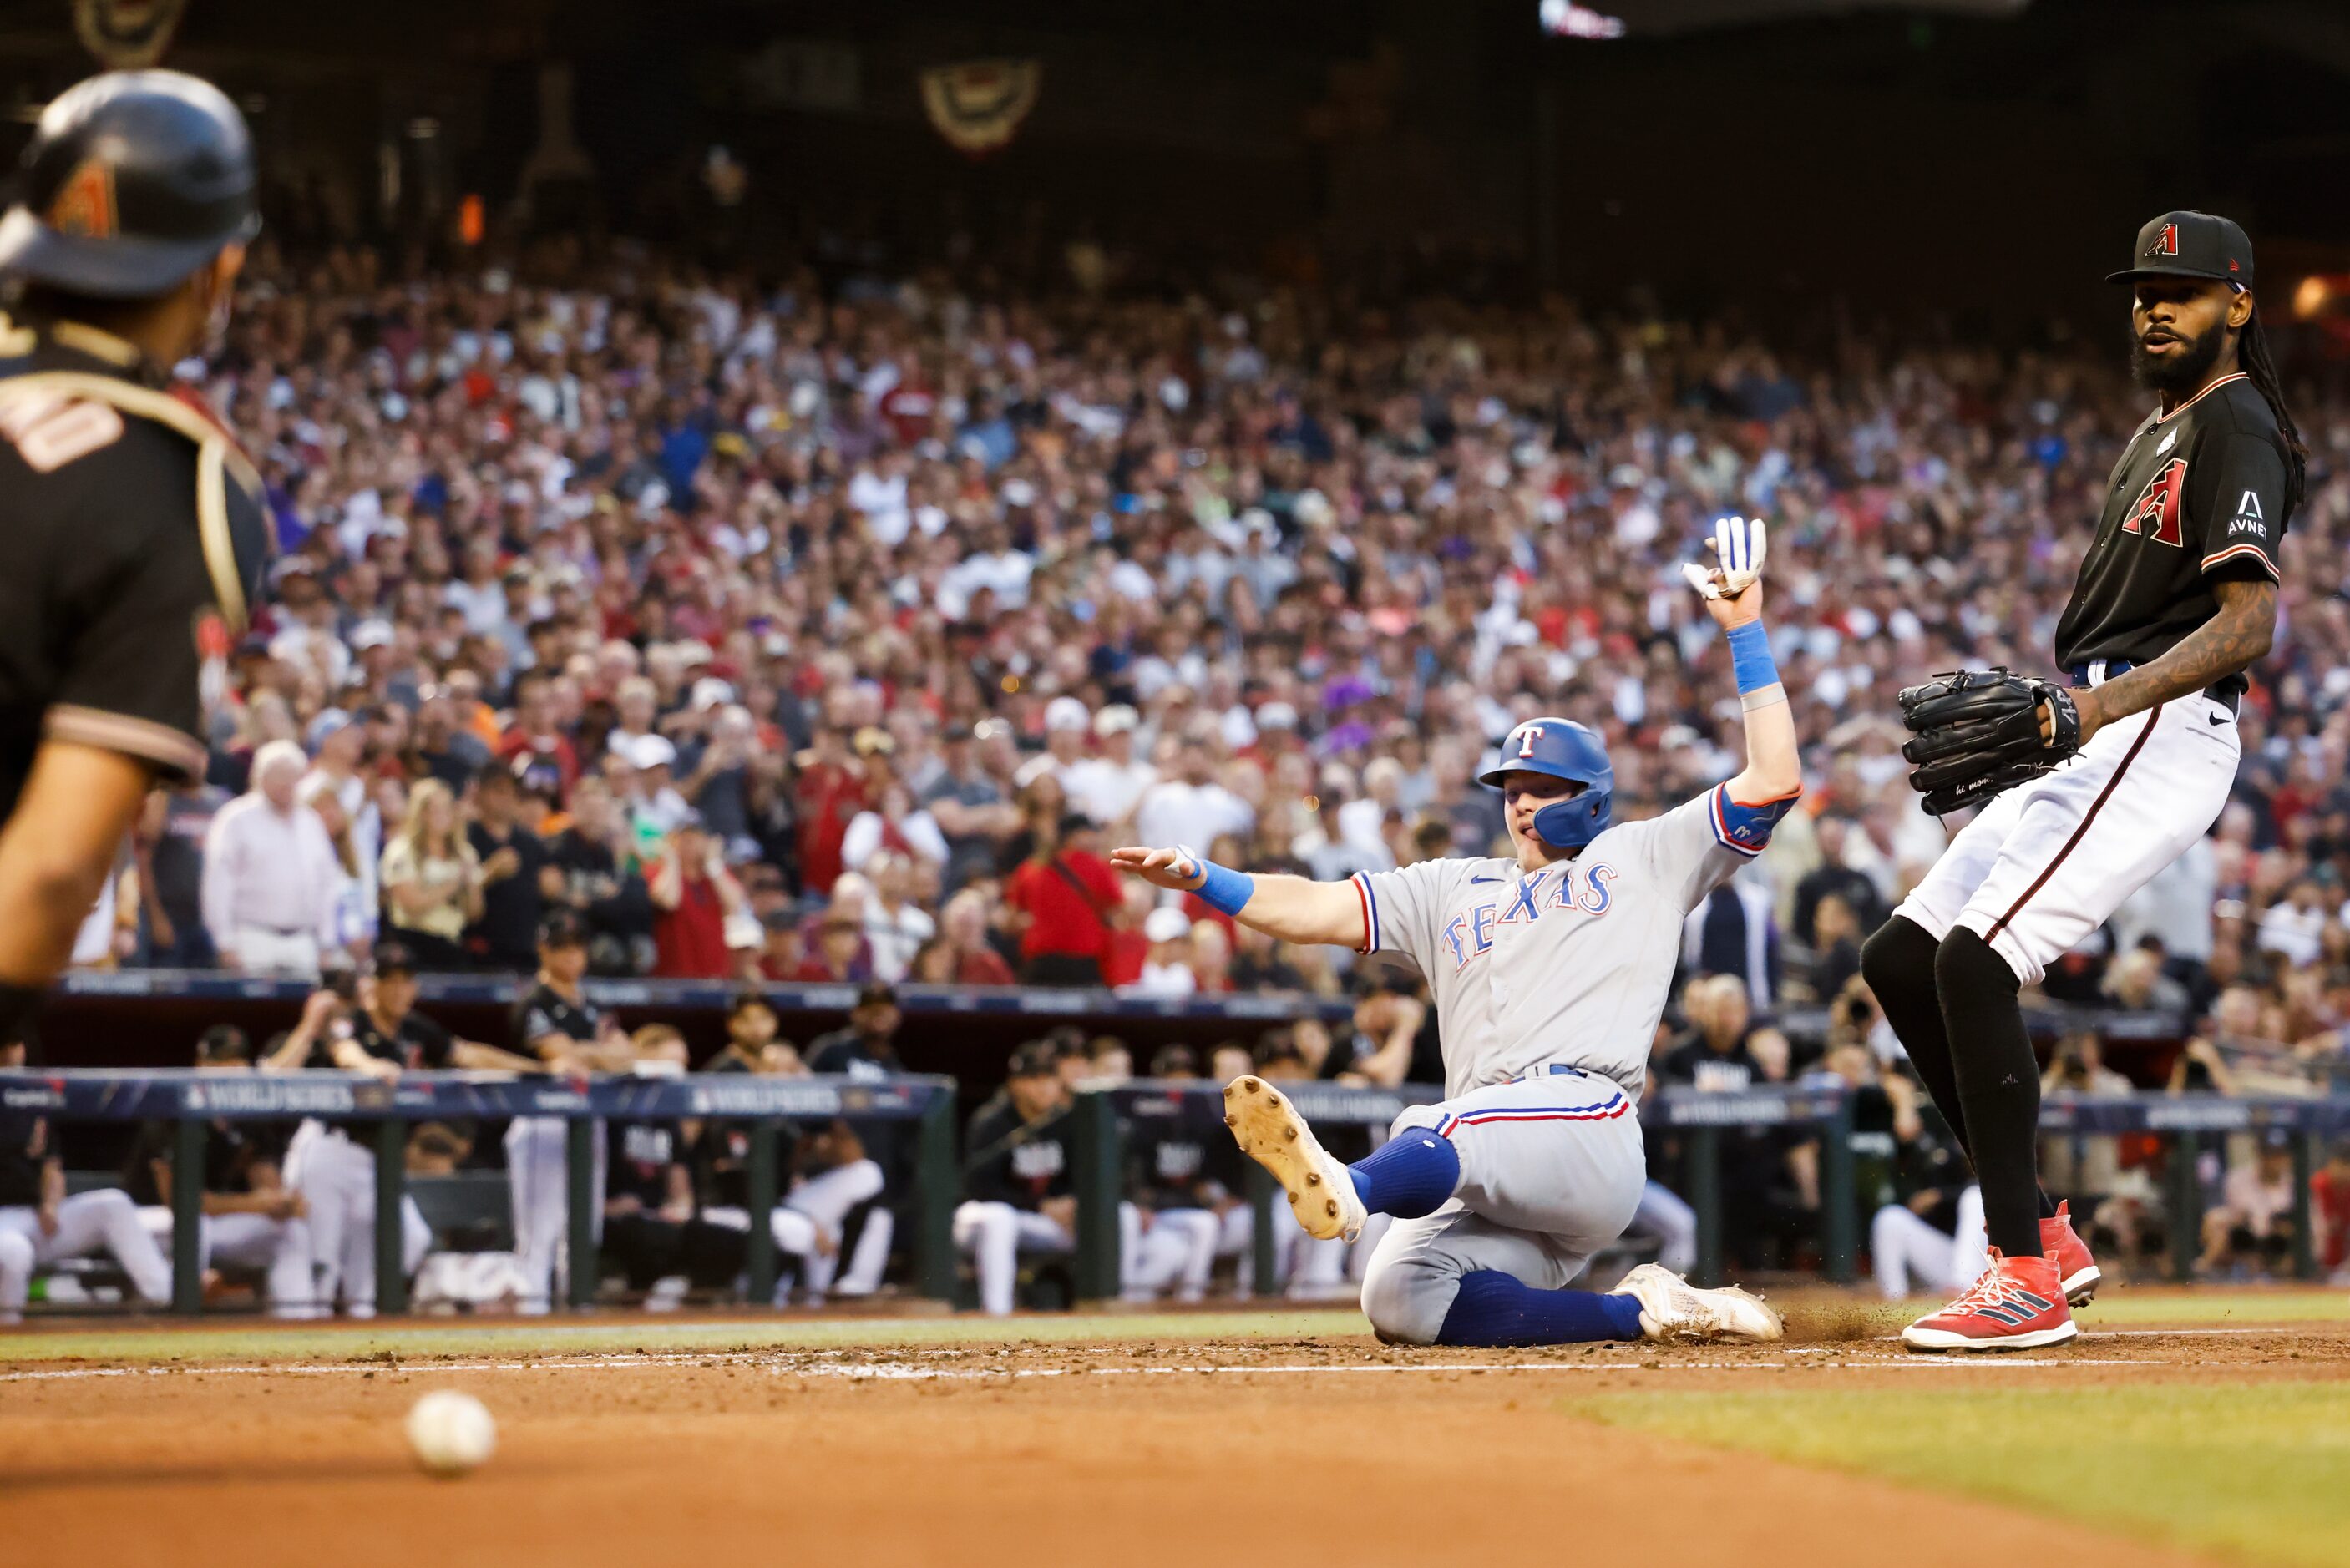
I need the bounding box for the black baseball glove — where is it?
[1897,667,2082,816]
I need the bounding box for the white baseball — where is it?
[406,1389,497,1478]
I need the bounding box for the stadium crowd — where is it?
[18,236,2350,1315]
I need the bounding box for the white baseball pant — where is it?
[1630,1181,1699,1274]
[504,1115,606,1313]
[138,1206,318,1317]
[227,926,322,980]
[699,1204,823,1303]
[1359,1070,1647,1346]
[0,1190,173,1322]
[1871,1186,1988,1300]
[1213,1201,1349,1297]
[284,1121,429,1315]
[952,1200,1073,1316]
[1121,1206,1222,1302]
[1893,690,2239,984]
[784,1159,889,1299]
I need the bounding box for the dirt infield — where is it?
[3,1316,2345,1568]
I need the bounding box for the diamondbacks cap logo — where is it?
[2148,223,2180,258]
[47,158,117,239]
[2121,457,2187,548]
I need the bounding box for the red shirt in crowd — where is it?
[794,761,868,895]
[651,871,731,979]
[2315,1166,2350,1272]
[1098,928,1147,988]
[1004,851,1121,961]
[954,946,1017,986]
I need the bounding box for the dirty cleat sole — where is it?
[1223,1075,1365,1242]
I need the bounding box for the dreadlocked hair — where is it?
[2240,303,2307,516]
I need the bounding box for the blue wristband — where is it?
[1725,620,1780,695]
[1190,857,1256,918]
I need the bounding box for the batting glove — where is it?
[1681,515,1768,600]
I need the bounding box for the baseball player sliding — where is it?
[1865,211,2302,1352]
[1114,518,1795,1347]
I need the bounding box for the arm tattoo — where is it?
[2093,579,2277,722]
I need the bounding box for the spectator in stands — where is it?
[793,898,875,984]
[1062,706,1154,828]
[126,1025,316,1316]
[917,889,1016,986]
[300,776,375,960]
[2199,1131,2300,1278]
[858,852,936,984]
[465,761,551,972]
[1126,906,1198,998]
[841,781,948,880]
[926,722,1022,898]
[132,780,227,968]
[1132,737,1254,859]
[2102,946,2192,1014]
[2312,1138,2350,1285]
[1791,817,1887,946]
[955,1040,1076,1316]
[378,778,483,973]
[0,1027,171,1323]
[647,812,743,980]
[1004,810,1122,986]
[200,740,345,979]
[1659,975,1762,1090]
[544,774,655,974]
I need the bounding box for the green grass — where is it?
[1565,1383,2350,1568]
[0,1308,1370,1365]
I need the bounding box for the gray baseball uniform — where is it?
[1346,780,1795,1343]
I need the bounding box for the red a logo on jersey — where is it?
[2120,458,2187,548]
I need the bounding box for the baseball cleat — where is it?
[1608,1263,1784,1343]
[1223,1075,1365,1242]
[1902,1248,2078,1353]
[2043,1201,2101,1307]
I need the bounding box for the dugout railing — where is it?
[0,1069,960,1315]
[1069,1083,2350,1295]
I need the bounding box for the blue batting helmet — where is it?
[1477,718,1614,850]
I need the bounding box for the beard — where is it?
[2129,318,2226,395]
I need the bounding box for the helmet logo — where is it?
[48,157,116,238]
[1516,724,1544,759]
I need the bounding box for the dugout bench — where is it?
[0,1070,961,1315]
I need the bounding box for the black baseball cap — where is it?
[1007,1039,1060,1079]
[538,908,590,949]
[2107,210,2254,291]
[854,979,899,1012]
[371,939,418,976]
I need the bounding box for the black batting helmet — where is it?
[0,69,257,298]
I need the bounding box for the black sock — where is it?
[1861,918,2059,1222]
[1934,928,2044,1257]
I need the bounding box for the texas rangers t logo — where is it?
[2120,458,2186,548]
[1516,725,1544,758]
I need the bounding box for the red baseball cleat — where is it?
[1902,1249,2077,1353]
[2042,1200,2100,1307]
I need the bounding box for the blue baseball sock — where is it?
[1347,1130,1461,1218]
[1434,1271,1648,1347]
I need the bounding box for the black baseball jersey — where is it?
[693,1050,803,1204]
[354,1008,456,1071]
[2054,373,2290,674]
[1126,1117,1243,1211]
[123,1116,288,1205]
[608,1120,685,1208]
[805,1029,907,1177]
[511,981,601,1061]
[0,1108,52,1206]
[0,316,268,822]
[963,1100,1071,1211]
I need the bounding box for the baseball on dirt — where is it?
[405,1389,497,1478]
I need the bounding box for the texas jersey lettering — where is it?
[1352,781,1795,1100]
